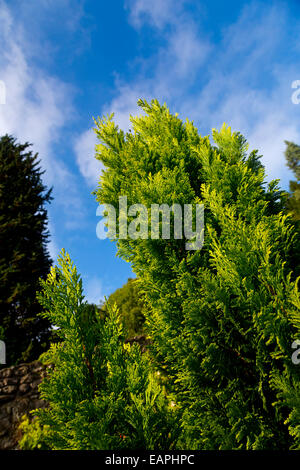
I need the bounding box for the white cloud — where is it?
[0,0,88,237]
[75,1,300,191]
[75,85,150,180]
[125,0,184,29]
[0,3,69,164]
[47,220,60,263]
[75,0,210,181]
[175,2,300,187]
[84,276,104,305]
[74,128,104,187]
[118,1,300,189]
[165,26,210,79]
[103,83,147,131]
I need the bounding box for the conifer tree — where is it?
[284,140,300,220]
[0,135,52,364]
[93,99,300,449]
[19,250,179,450]
[103,278,145,338]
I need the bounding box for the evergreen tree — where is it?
[19,250,179,450]
[103,278,145,338]
[93,99,300,449]
[284,140,300,220]
[0,135,53,364]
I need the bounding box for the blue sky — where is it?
[0,0,300,304]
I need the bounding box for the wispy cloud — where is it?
[178,2,300,186]
[76,0,300,190]
[0,0,88,239]
[47,220,60,262]
[125,0,186,29]
[74,128,104,187]
[75,0,210,176]
[84,276,104,305]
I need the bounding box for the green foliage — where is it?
[103,278,145,338]
[284,140,300,221]
[0,135,53,364]
[19,250,179,450]
[18,415,51,450]
[94,99,300,449]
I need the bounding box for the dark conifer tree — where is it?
[0,135,53,364]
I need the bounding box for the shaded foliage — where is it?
[284,141,300,222]
[103,278,145,338]
[0,135,52,364]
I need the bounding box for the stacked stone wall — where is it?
[0,361,49,449]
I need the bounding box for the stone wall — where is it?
[0,361,49,450]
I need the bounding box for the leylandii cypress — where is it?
[20,250,179,450]
[0,135,52,364]
[94,99,300,449]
